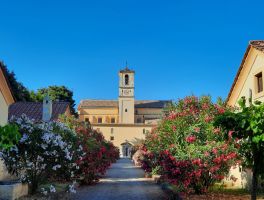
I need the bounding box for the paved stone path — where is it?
[75,158,166,200]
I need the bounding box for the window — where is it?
[137,118,142,123]
[98,117,102,124]
[125,109,128,112]
[110,136,114,141]
[125,74,129,85]
[85,118,89,122]
[111,118,115,123]
[256,72,263,93]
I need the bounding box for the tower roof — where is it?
[120,67,135,73]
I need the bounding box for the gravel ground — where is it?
[74,158,167,200]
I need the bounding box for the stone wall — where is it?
[0,160,12,181]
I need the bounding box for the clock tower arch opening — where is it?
[125,74,129,85]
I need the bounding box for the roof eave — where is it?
[0,65,16,103]
[226,44,252,103]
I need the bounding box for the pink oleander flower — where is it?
[212,148,218,155]
[194,127,200,132]
[172,125,177,132]
[186,135,196,143]
[213,128,221,134]
[228,130,234,138]
[205,116,213,123]
[204,151,210,157]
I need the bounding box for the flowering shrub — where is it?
[1,114,119,194]
[1,114,83,194]
[60,115,119,185]
[74,125,119,184]
[142,96,239,194]
[132,149,145,166]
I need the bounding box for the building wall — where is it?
[119,98,134,124]
[0,68,14,126]
[135,108,162,115]
[222,166,252,189]
[79,107,163,124]
[228,47,264,106]
[227,47,264,189]
[135,108,163,123]
[93,124,153,157]
[0,68,15,180]
[0,91,8,126]
[79,107,119,124]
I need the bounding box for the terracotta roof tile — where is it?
[80,100,118,108]
[135,100,171,108]
[8,102,70,121]
[250,40,264,52]
[79,100,171,109]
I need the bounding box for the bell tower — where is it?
[119,67,135,124]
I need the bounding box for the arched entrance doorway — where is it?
[121,142,132,158]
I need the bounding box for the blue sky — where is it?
[0,0,263,105]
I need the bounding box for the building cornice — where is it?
[119,87,135,89]
[118,96,135,98]
[92,123,155,128]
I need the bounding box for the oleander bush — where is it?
[1,114,82,194]
[141,96,239,194]
[75,126,119,184]
[60,115,119,185]
[0,114,119,194]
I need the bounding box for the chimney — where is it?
[42,94,52,122]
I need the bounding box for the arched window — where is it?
[125,74,129,85]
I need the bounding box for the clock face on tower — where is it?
[124,89,130,96]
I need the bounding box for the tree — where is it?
[31,86,78,116]
[0,61,33,101]
[0,61,78,115]
[215,97,264,200]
